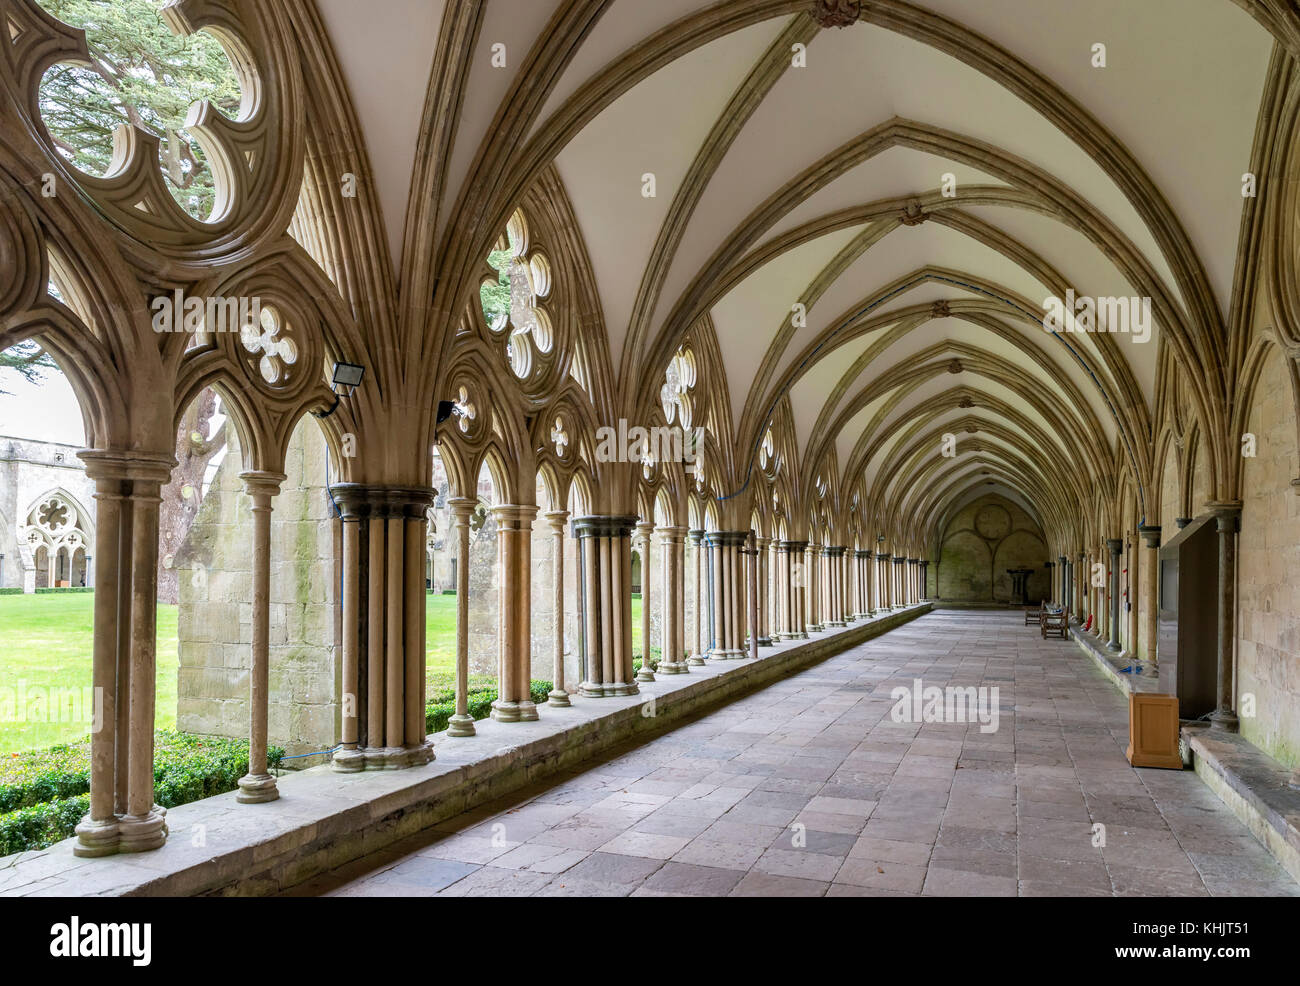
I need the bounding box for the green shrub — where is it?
[34,586,93,594]
[0,794,89,857]
[0,587,24,595]
[425,680,552,733]
[0,731,286,854]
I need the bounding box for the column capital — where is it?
[1106,537,1123,556]
[687,528,704,544]
[876,552,889,560]
[854,549,871,559]
[825,545,847,558]
[78,448,176,487]
[572,514,639,539]
[1137,524,1162,548]
[892,555,906,565]
[332,483,435,518]
[492,503,539,527]
[1175,517,1192,529]
[1207,501,1243,533]
[239,470,286,499]
[656,525,688,542]
[778,538,808,552]
[545,509,570,531]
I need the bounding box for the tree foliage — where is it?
[36,0,242,219]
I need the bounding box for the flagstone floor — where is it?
[293,610,1300,897]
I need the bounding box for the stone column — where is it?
[1107,538,1123,651]
[74,452,129,856]
[1076,551,1087,622]
[1137,525,1161,678]
[806,544,822,631]
[330,486,435,768]
[825,547,846,625]
[782,540,808,638]
[920,560,929,601]
[688,529,705,664]
[236,471,285,803]
[858,549,872,617]
[756,535,772,645]
[635,522,655,682]
[443,499,476,734]
[1208,502,1242,731]
[491,505,539,720]
[1125,536,1139,659]
[657,526,688,673]
[746,534,759,659]
[574,516,639,696]
[115,454,173,852]
[546,510,572,704]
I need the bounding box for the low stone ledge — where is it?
[0,603,931,897]
[1068,627,1157,696]
[1184,725,1300,885]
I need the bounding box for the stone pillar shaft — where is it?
[1209,504,1242,731]
[547,511,572,703]
[575,516,639,696]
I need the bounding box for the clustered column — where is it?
[574,516,639,696]
[657,526,688,672]
[806,544,822,632]
[75,450,175,857]
[1137,525,1161,678]
[1106,537,1123,652]
[1209,502,1242,731]
[825,546,847,625]
[705,531,748,657]
[784,540,809,638]
[331,486,435,770]
[445,498,477,735]
[546,510,572,705]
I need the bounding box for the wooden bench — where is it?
[1024,601,1044,625]
[1042,606,1069,639]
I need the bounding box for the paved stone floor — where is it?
[296,610,1300,897]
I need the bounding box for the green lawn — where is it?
[2,591,647,754]
[0,593,178,753]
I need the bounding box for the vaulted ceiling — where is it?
[315,0,1275,543]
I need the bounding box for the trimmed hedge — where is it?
[0,731,285,855]
[34,586,93,594]
[426,681,551,733]
[0,794,89,857]
[0,587,23,595]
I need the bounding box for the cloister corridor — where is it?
[292,611,1299,898]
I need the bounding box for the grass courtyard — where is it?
[1,592,647,753]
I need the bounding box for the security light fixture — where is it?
[331,361,365,393]
[436,400,458,426]
[315,361,366,419]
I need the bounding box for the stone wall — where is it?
[174,419,338,757]
[1237,347,1300,769]
[933,493,1049,604]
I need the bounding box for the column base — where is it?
[117,807,167,853]
[808,622,824,632]
[657,661,689,674]
[332,746,366,772]
[491,700,521,722]
[356,744,433,769]
[73,815,120,858]
[236,772,280,804]
[636,666,656,682]
[757,636,773,646]
[446,714,477,737]
[547,689,571,707]
[1209,709,1240,732]
[828,620,846,627]
[579,680,640,697]
[687,654,707,666]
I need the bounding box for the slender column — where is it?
[236,471,285,803]
[636,522,655,682]
[74,453,128,857]
[1076,551,1087,622]
[709,533,726,656]
[746,534,759,659]
[1106,538,1123,651]
[1137,525,1161,678]
[688,529,705,664]
[756,535,772,645]
[119,458,172,852]
[1208,503,1242,731]
[385,511,405,748]
[446,499,476,734]
[334,499,365,766]
[546,510,572,704]
[1124,536,1139,658]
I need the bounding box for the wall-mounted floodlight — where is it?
[315,361,366,419]
[436,400,458,426]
